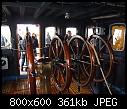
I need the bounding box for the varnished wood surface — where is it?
[2,76,92,94]
[2,61,92,94]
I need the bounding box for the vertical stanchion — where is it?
[26,27,36,94]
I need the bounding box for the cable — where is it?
[88,41,112,95]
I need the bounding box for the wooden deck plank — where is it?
[2,76,92,94]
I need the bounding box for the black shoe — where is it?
[21,67,23,71]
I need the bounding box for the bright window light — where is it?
[66,27,77,36]
[1,25,11,48]
[88,28,93,37]
[17,24,40,41]
[45,27,56,40]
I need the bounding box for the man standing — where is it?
[1,35,8,46]
[46,32,51,46]
[32,33,38,56]
[19,35,27,71]
[64,30,72,43]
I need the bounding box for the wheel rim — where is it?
[88,35,114,82]
[49,35,72,92]
[68,35,95,86]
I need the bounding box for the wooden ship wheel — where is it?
[25,27,36,94]
[49,35,72,92]
[87,35,114,82]
[68,35,96,87]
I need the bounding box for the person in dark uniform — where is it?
[19,35,27,71]
[44,32,51,57]
[1,35,8,46]
[32,33,39,56]
[18,36,23,59]
[45,32,51,46]
[64,30,72,43]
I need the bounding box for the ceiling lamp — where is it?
[65,12,70,19]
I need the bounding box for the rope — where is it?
[88,42,112,95]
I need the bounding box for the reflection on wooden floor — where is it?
[2,76,92,94]
[2,62,92,94]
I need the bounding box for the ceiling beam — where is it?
[2,6,11,16]
[20,5,25,17]
[45,9,56,17]
[33,2,52,19]
[2,2,40,8]
[55,11,65,17]
[71,5,104,18]
[91,13,121,20]
[101,2,125,8]
[78,6,124,20]
[53,2,97,11]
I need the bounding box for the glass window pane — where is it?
[88,28,93,37]
[66,27,77,36]
[1,25,11,49]
[17,24,40,42]
[45,27,56,46]
[111,24,126,51]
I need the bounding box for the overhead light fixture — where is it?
[65,12,70,19]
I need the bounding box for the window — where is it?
[66,27,77,36]
[17,24,40,75]
[17,24,40,42]
[1,25,11,49]
[87,28,93,37]
[86,27,105,37]
[110,23,126,51]
[45,27,56,46]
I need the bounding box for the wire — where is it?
[88,40,112,95]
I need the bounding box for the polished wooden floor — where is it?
[2,61,92,94]
[2,76,92,94]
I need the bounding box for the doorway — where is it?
[17,24,40,75]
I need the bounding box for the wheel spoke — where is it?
[77,59,91,65]
[82,63,90,77]
[57,62,66,68]
[79,63,88,78]
[56,40,59,57]
[70,44,76,57]
[59,66,66,83]
[89,35,113,82]
[69,35,95,86]
[50,36,72,92]
[51,46,56,57]
[99,42,106,53]
[59,42,63,57]
[80,43,85,57]
[76,40,80,55]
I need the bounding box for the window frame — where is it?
[1,25,12,49]
[45,26,56,47]
[109,23,126,51]
[66,27,77,36]
[86,26,105,38]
